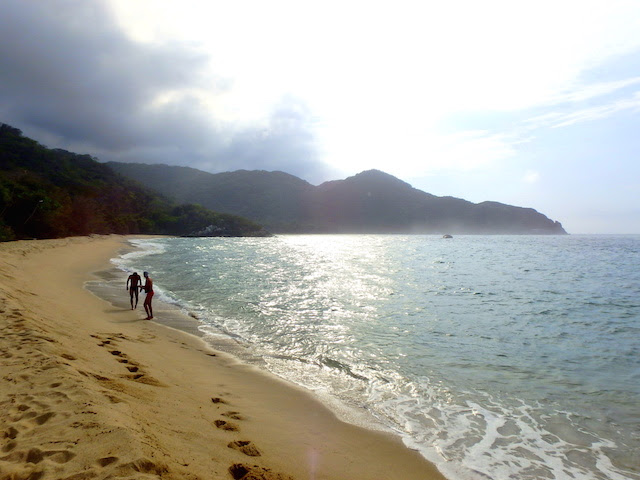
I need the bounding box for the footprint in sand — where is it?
[222,411,245,421]
[228,441,261,457]
[23,448,76,464]
[229,464,293,480]
[123,368,164,386]
[47,391,70,405]
[104,393,123,404]
[2,441,17,453]
[97,456,119,467]
[91,333,130,346]
[96,345,161,385]
[88,372,111,382]
[47,449,76,464]
[123,457,169,475]
[1,446,76,466]
[214,420,239,432]
[32,411,56,426]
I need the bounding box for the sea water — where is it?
[108,235,639,480]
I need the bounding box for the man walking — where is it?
[126,271,141,309]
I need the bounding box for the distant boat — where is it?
[442,234,453,239]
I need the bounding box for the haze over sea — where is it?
[111,235,639,480]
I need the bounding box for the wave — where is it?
[110,239,167,272]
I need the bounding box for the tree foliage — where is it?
[0,124,269,241]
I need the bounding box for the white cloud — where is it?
[525,90,640,129]
[548,77,640,104]
[107,1,640,115]
[551,92,640,127]
[59,1,640,182]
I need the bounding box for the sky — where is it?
[1,1,639,233]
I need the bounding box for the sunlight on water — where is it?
[116,235,640,480]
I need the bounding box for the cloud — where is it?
[0,0,327,180]
[202,96,333,183]
[2,0,640,194]
[519,75,640,131]
[441,77,640,175]
[0,2,211,147]
[548,77,640,104]
[523,90,640,131]
[549,92,640,128]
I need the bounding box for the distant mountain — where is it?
[0,124,270,241]
[108,162,567,234]
[104,163,314,231]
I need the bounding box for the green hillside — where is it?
[109,162,567,234]
[0,124,269,241]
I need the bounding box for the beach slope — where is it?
[0,235,446,480]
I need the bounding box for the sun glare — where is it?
[107,0,640,179]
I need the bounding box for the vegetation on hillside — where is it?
[109,162,567,234]
[0,124,269,241]
[106,162,315,232]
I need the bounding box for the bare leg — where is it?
[143,296,153,320]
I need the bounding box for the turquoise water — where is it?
[112,235,640,480]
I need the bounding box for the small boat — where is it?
[442,234,453,239]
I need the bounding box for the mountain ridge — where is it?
[107,162,567,235]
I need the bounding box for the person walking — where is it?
[126,271,141,309]
[140,271,154,320]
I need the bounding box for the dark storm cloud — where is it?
[213,96,331,181]
[0,1,330,182]
[0,1,211,148]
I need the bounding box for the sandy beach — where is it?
[0,235,446,480]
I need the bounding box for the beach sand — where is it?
[0,235,447,480]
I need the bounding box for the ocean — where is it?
[99,234,639,480]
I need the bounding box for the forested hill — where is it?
[108,162,567,234]
[0,124,269,241]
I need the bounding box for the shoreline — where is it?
[0,235,447,480]
[89,242,393,435]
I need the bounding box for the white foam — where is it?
[330,371,634,480]
[111,239,167,271]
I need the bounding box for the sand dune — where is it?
[0,235,446,480]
